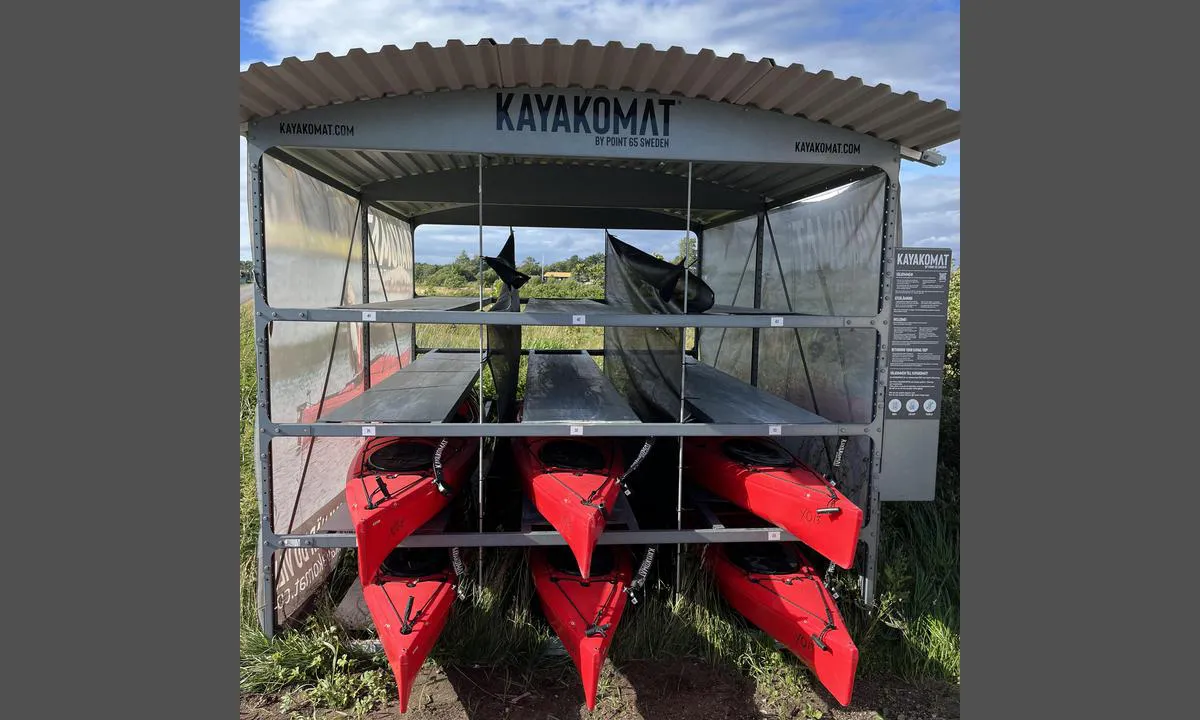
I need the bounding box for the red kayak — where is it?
[707,543,858,706]
[684,438,863,568]
[513,437,625,579]
[345,400,479,586]
[363,547,457,714]
[531,546,632,710]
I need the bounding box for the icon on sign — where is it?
[924,399,937,413]
[888,399,902,413]
[905,399,919,413]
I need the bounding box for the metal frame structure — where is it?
[241,40,958,637]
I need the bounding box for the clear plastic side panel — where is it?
[268,322,365,534]
[761,173,885,317]
[698,214,759,383]
[756,328,877,424]
[263,156,364,309]
[262,156,367,537]
[365,208,415,381]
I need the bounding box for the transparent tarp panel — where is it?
[756,327,878,424]
[262,156,377,536]
[761,172,886,317]
[262,155,364,309]
[268,321,366,533]
[698,213,759,383]
[756,173,887,507]
[365,208,415,381]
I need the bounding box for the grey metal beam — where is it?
[410,204,702,232]
[258,306,884,328]
[361,163,762,210]
[343,296,489,311]
[261,421,874,438]
[269,527,802,549]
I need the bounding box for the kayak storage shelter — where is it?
[241,39,960,637]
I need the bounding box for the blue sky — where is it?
[240,0,959,265]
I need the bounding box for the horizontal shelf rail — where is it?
[269,527,801,549]
[261,421,878,437]
[255,306,886,329]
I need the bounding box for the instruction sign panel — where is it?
[885,248,953,419]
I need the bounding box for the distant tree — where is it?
[672,235,698,266]
[519,256,540,276]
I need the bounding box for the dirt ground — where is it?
[240,660,959,720]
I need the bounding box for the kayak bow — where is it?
[514,437,625,579]
[363,547,458,714]
[531,545,632,710]
[707,542,859,706]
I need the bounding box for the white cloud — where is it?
[245,0,958,104]
[899,174,960,262]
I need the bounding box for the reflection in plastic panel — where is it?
[365,208,416,381]
[698,214,758,383]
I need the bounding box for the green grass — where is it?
[238,270,961,715]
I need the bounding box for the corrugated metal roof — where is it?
[241,38,959,151]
